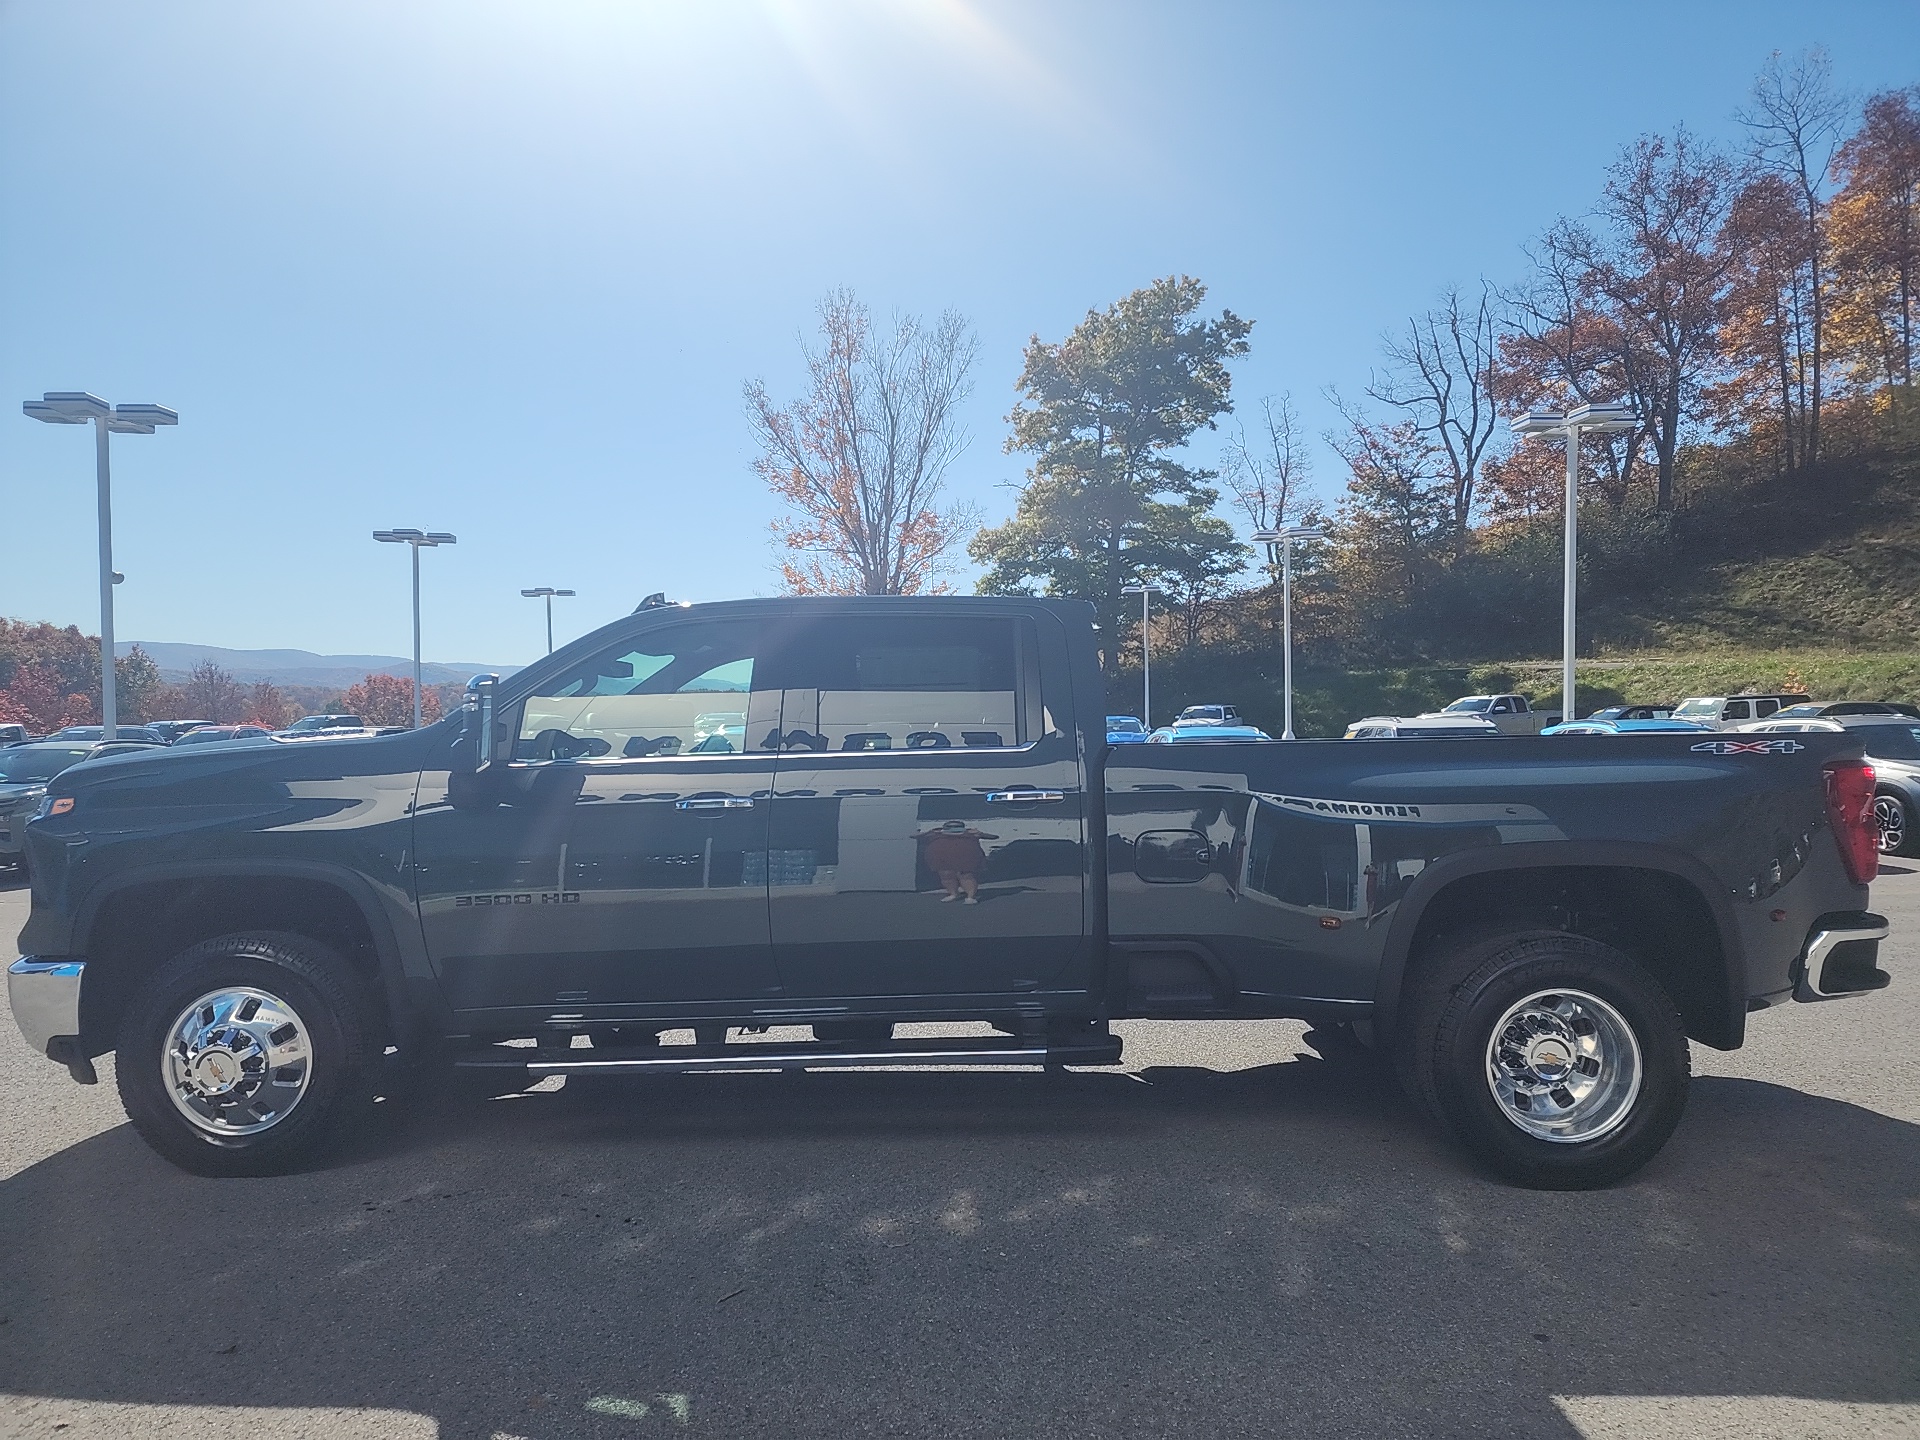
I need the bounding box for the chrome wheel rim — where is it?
[163,987,314,1137]
[1485,988,1641,1144]
[1875,795,1905,854]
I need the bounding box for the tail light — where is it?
[1823,758,1879,886]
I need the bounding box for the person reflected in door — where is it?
[916,818,999,904]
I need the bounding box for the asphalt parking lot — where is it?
[1,869,1916,1440]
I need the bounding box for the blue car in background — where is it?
[1541,718,1710,736]
[1148,723,1273,743]
[1106,715,1150,744]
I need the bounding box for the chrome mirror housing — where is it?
[464,674,500,771]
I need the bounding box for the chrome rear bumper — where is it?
[1795,918,1891,1001]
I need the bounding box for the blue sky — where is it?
[3,0,1915,667]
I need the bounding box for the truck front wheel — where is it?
[1399,930,1690,1190]
[115,933,375,1177]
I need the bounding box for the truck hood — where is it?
[42,722,450,805]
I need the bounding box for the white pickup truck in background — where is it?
[1419,693,1562,735]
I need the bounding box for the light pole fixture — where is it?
[22,392,177,740]
[1510,402,1637,723]
[373,529,457,728]
[1252,523,1327,740]
[520,587,576,655]
[1120,583,1164,730]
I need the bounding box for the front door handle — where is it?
[676,797,756,810]
[984,789,1066,804]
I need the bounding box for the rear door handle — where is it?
[676,797,756,810]
[984,789,1065,804]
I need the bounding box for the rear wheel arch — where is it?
[75,864,422,1054]
[1374,847,1743,1051]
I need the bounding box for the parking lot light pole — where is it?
[1253,524,1327,740]
[22,393,177,740]
[520,587,575,654]
[373,530,457,728]
[1120,583,1163,730]
[1510,403,1637,724]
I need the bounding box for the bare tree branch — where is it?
[1366,283,1505,543]
[746,290,980,594]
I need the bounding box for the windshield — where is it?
[1106,717,1145,733]
[0,746,94,782]
[1858,725,1920,761]
[1442,698,1492,713]
[1672,699,1719,717]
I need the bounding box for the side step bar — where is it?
[456,1034,1123,1075]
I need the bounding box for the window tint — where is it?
[1723,701,1751,720]
[1859,726,1920,761]
[516,621,759,760]
[1755,698,1781,718]
[764,615,1028,752]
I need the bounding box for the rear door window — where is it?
[761,614,1036,751]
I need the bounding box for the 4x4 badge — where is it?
[1690,739,1806,754]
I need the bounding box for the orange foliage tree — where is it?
[343,673,440,727]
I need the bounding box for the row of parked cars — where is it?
[0,714,382,875]
[1104,692,1920,859]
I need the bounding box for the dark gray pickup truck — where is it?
[7,597,1892,1188]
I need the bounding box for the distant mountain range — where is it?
[117,641,520,690]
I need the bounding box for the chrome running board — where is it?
[455,1035,1123,1075]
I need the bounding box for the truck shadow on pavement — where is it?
[1,1057,1915,1439]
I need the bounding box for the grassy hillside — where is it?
[1118,428,1920,737]
[1582,432,1920,651]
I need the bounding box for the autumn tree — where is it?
[970,277,1251,673]
[1716,171,1819,469]
[1366,284,1505,545]
[180,661,248,723]
[244,681,298,730]
[0,623,175,729]
[1519,131,1736,510]
[1739,47,1850,464]
[113,647,166,723]
[1502,237,1645,510]
[343,673,440,728]
[1323,416,1453,656]
[1829,87,1920,392]
[747,289,979,595]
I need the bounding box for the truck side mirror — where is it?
[464,674,501,772]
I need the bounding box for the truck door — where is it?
[413,617,784,1019]
[757,609,1090,1000]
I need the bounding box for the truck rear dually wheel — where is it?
[1399,929,1690,1190]
[116,933,374,1177]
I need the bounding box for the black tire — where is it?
[115,932,376,1177]
[1875,790,1913,856]
[1397,928,1690,1190]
